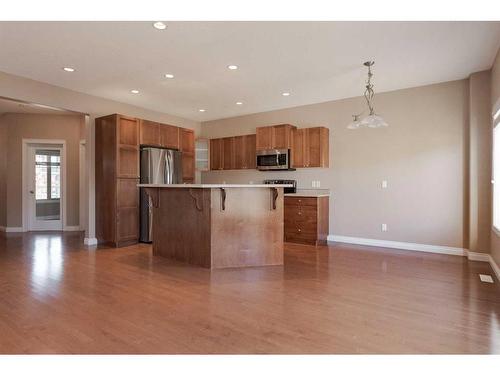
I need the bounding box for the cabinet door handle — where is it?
[271,187,278,210]
[298,211,302,215]
[298,228,301,232]
[220,188,226,211]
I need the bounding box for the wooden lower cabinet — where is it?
[284,196,329,246]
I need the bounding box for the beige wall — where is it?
[468,71,492,253]
[491,48,500,266]
[1,113,84,228]
[0,115,7,227]
[201,80,470,248]
[0,71,200,133]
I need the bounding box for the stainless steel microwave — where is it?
[256,149,294,171]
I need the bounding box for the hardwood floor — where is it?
[0,231,499,354]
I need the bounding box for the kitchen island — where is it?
[138,184,290,269]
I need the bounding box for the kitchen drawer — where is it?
[284,196,317,207]
[285,228,318,244]
[284,205,317,223]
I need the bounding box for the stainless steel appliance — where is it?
[140,147,183,243]
[256,149,294,171]
[263,179,297,194]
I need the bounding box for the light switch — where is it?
[381,223,387,232]
[382,180,388,189]
[316,181,321,188]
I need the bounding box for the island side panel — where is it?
[210,187,284,269]
[153,188,212,268]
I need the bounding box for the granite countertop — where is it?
[137,184,294,188]
[284,189,331,197]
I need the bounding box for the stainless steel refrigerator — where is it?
[140,147,183,243]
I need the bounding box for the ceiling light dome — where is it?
[62,67,75,72]
[164,74,174,79]
[227,65,238,70]
[153,22,167,30]
[360,114,388,128]
[130,89,139,94]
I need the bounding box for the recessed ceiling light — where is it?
[153,22,167,30]
[227,65,238,70]
[282,92,290,96]
[62,67,75,72]
[236,102,243,105]
[165,74,174,79]
[199,109,206,112]
[130,89,140,94]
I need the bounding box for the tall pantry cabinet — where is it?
[95,114,140,247]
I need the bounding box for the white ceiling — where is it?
[0,97,75,115]
[0,21,499,122]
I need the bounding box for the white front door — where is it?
[27,145,63,231]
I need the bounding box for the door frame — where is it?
[79,140,86,232]
[22,139,67,232]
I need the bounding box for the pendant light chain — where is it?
[347,60,388,129]
[364,61,375,116]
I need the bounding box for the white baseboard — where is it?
[489,255,500,281]
[328,235,466,256]
[63,225,82,232]
[84,237,98,246]
[467,251,491,262]
[0,226,24,233]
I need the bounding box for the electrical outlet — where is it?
[381,223,388,232]
[382,180,388,189]
[316,180,321,188]
[311,181,316,188]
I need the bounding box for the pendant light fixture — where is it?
[348,61,388,129]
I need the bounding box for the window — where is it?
[35,150,61,201]
[493,107,500,233]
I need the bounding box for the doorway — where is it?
[23,140,66,231]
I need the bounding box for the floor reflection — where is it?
[31,235,63,291]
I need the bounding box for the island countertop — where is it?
[137,183,293,188]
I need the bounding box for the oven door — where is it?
[256,149,289,170]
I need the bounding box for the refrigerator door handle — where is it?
[167,151,174,184]
[165,151,171,184]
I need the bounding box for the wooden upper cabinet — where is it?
[291,127,329,168]
[161,125,180,150]
[273,124,294,149]
[292,128,306,168]
[245,134,257,169]
[234,136,246,169]
[256,126,274,150]
[118,116,139,146]
[234,134,257,169]
[256,124,295,150]
[117,116,139,178]
[180,128,195,182]
[211,134,256,170]
[139,120,161,147]
[222,137,235,170]
[180,128,195,154]
[210,138,223,170]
